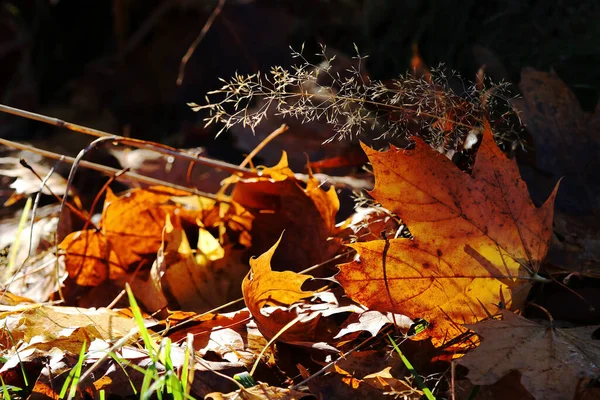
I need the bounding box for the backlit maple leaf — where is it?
[337,120,558,346]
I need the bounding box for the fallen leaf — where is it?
[59,230,123,286]
[363,367,421,398]
[110,146,229,194]
[0,289,35,305]
[231,153,342,273]
[0,304,140,370]
[101,186,200,268]
[166,309,262,367]
[206,382,311,400]
[334,310,412,339]
[298,350,416,400]
[337,120,558,346]
[242,235,321,344]
[154,215,249,313]
[0,156,73,206]
[457,310,600,400]
[59,186,213,287]
[518,68,600,214]
[517,68,600,275]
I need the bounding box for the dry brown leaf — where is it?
[153,215,249,313]
[0,156,73,206]
[457,310,600,400]
[166,309,262,367]
[59,230,123,286]
[231,153,342,273]
[59,186,230,287]
[0,289,35,305]
[334,310,412,339]
[337,120,558,346]
[363,367,421,398]
[0,304,139,358]
[518,68,599,213]
[206,382,311,400]
[517,68,600,276]
[101,186,200,268]
[299,350,414,400]
[170,194,253,248]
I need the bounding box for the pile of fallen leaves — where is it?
[1,65,599,400]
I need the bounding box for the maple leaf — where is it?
[517,68,600,214]
[457,310,600,400]
[337,120,558,346]
[242,235,319,342]
[242,235,350,348]
[59,186,203,286]
[230,153,342,273]
[516,68,600,276]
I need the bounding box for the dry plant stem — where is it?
[176,0,226,86]
[0,103,256,177]
[18,158,93,228]
[215,123,288,197]
[78,328,140,384]
[239,124,288,168]
[0,138,224,201]
[2,160,62,298]
[527,303,554,324]
[249,314,304,376]
[450,361,456,400]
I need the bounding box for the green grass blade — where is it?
[125,284,155,360]
[388,334,435,400]
[1,376,12,400]
[4,197,32,281]
[59,340,87,400]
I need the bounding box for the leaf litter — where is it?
[0,51,599,400]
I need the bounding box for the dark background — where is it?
[1,0,598,157]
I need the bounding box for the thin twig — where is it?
[0,138,226,202]
[176,0,226,86]
[0,103,256,177]
[239,124,288,168]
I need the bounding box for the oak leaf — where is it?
[457,310,600,400]
[337,120,558,346]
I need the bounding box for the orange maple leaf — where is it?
[59,186,208,286]
[242,235,320,343]
[337,120,558,346]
